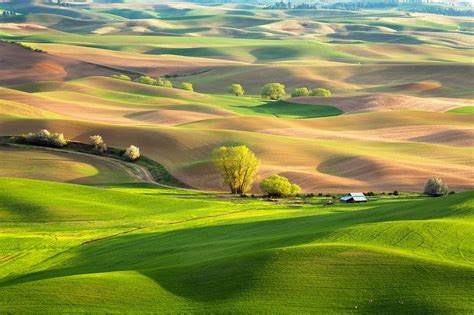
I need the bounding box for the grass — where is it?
[448,106,474,114]
[0,177,472,312]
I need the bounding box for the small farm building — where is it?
[340,192,368,203]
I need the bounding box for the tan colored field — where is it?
[0,42,118,86]
[289,94,473,113]
[0,7,472,193]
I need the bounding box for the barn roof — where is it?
[349,192,366,197]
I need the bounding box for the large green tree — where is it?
[213,145,260,195]
[261,83,286,100]
[230,83,245,96]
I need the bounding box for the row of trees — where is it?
[111,74,194,92]
[260,83,332,100]
[212,145,451,198]
[89,134,140,162]
[292,87,332,97]
[1,11,16,17]
[19,130,140,162]
[111,76,331,100]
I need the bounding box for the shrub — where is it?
[261,83,286,100]
[135,76,157,85]
[49,132,67,147]
[260,174,301,198]
[311,88,332,97]
[157,78,173,88]
[23,129,67,147]
[89,135,107,153]
[449,191,456,195]
[291,87,310,97]
[423,177,448,197]
[180,82,193,91]
[111,74,131,81]
[230,84,245,96]
[393,190,399,196]
[124,145,140,161]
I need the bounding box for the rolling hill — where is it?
[0,178,472,312]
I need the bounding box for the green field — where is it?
[0,177,472,312]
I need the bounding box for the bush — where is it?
[111,74,131,81]
[311,88,332,97]
[393,190,399,196]
[89,135,107,153]
[449,191,455,195]
[23,129,67,147]
[423,177,448,197]
[49,133,67,147]
[157,78,173,88]
[261,83,286,100]
[180,82,193,91]
[260,174,301,198]
[135,76,157,85]
[230,84,245,96]
[123,145,140,161]
[291,87,310,97]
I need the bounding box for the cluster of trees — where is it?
[229,82,332,100]
[22,129,67,147]
[111,74,193,92]
[324,2,473,16]
[264,1,318,10]
[212,145,300,197]
[1,10,16,17]
[88,134,140,161]
[291,87,332,97]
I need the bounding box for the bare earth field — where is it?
[0,3,472,194]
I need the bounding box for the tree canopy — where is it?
[230,84,245,96]
[260,174,301,198]
[291,87,310,97]
[213,145,260,195]
[262,83,286,100]
[311,88,332,97]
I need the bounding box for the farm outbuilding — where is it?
[340,192,368,203]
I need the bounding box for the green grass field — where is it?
[0,178,472,312]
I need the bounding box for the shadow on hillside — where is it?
[233,100,342,118]
[0,192,470,301]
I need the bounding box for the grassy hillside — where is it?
[0,178,472,312]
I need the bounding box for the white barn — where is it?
[340,192,368,203]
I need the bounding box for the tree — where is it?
[230,84,245,96]
[291,87,310,97]
[135,76,157,85]
[181,82,193,91]
[260,174,301,198]
[89,135,107,153]
[423,177,448,197]
[49,132,67,147]
[124,145,140,161]
[212,145,260,195]
[262,83,286,100]
[111,74,131,81]
[157,78,173,88]
[311,88,332,97]
[23,129,67,147]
